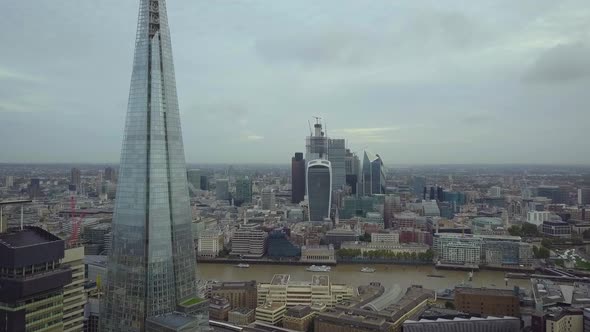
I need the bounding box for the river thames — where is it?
[196,263,531,291]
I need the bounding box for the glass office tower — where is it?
[307,160,332,221]
[101,0,199,330]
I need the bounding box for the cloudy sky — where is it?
[1,0,589,164]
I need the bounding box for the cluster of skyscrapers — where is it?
[291,119,385,222]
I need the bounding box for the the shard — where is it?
[101,0,201,330]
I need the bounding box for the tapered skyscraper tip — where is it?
[101,1,200,330]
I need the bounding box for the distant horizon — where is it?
[1,161,590,167]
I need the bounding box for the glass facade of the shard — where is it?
[101,0,198,330]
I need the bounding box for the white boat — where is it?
[306,265,331,272]
[236,263,250,268]
[361,267,376,273]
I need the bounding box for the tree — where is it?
[583,229,590,240]
[535,246,550,259]
[359,232,371,242]
[508,225,521,236]
[533,245,539,258]
[445,301,455,309]
[521,223,539,237]
[541,238,553,248]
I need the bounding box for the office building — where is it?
[261,189,275,210]
[235,177,253,204]
[209,296,231,321]
[216,179,230,201]
[340,196,377,219]
[210,280,258,310]
[4,175,14,188]
[29,178,41,199]
[229,308,256,326]
[62,246,86,332]
[307,160,332,221]
[102,0,202,330]
[267,229,301,258]
[283,305,315,332]
[256,302,286,326]
[292,152,306,204]
[543,220,572,238]
[528,211,551,226]
[362,151,385,196]
[579,188,590,206]
[403,316,520,332]
[257,274,354,308]
[328,138,346,191]
[231,224,268,258]
[340,242,429,255]
[454,287,520,317]
[411,176,426,197]
[345,149,361,195]
[0,227,72,332]
[200,175,209,190]
[198,230,224,257]
[583,308,590,332]
[371,231,400,244]
[545,308,583,332]
[186,169,201,190]
[104,166,116,182]
[71,167,81,191]
[538,185,569,204]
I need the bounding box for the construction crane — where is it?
[69,196,86,246]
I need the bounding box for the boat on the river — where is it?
[236,263,250,268]
[427,274,445,278]
[361,267,376,273]
[306,265,331,272]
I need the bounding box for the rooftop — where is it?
[0,226,62,248]
[271,274,291,285]
[455,287,517,297]
[311,275,329,286]
[146,312,198,329]
[231,307,254,315]
[179,297,205,307]
[285,305,312,318]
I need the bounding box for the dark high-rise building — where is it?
[362,151,385,196]
[235,177,253,205]
[291,152,305,204]
[429,187,436,200]
[0,227,72,332]
[537,185,569,204]
[328,139,346,191]
[101,0,203,330]
[346,174,358,195]
[345,149,361,195]
[71,167,81,191]
[29,178,41,199]
[104,166,116,182]
[437,186,444,201]
[200,175,209,190]
[307,160,332,221]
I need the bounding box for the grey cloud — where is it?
[255,9,486,67]
[524,43,590,83]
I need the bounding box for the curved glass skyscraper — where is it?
[101,0,199,330]
[307,160,332,221]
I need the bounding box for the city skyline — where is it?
[1,0,590,164]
